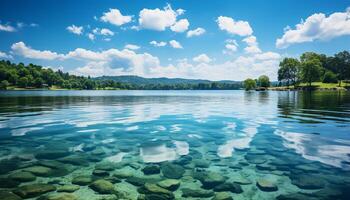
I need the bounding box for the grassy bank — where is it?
[270,81,349,91]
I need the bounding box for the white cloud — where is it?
[100,8,133,26]
[88,33,95,41]
[138,4,182,31]
[150,41,167,47]
[100,28,114,36]
[242,35,261,54]
[11,42,65,60]
[193,54,212,63]
[244,46,262,54]
[187,27,206,37]
[176,9,185,15]
[223,39,238,54]
[276,8,350,48]
[169,40,183,49]
[66,25,83,35]
[125,44,140,50]
[0,51,12,59]
[0,24,16,32]
[170,19,189,32]
[216,16,253,36]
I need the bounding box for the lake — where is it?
[0,90,350,200]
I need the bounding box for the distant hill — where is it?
[95,75,241,85]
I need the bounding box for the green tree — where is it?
[257,75,270,88]
[243,78,256,91]
[322,71,338,83]
[18,77,29,88]
[0,80,9,90]
[278,58,300,87]
[300,59,323,87]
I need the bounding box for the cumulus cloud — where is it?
[193,54,212,63]
[125,44,140,50]
[66,25,83,35]
[217,16,253,36]
[93,28,114,36]
[170,19,189,32]
[10,41,282,80]
[100,8,133,26]
[223,39,238,54]
[138,4,184,31]
[169,40,183,49]
[0,51,12,59]
[88,33,95,41]
[276,8,350,48]
[11,42,65,60]
[0,24,16,32]
[187,27,205,37]
[150,41,167,47]
[242,35,261,54]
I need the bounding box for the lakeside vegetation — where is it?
[0,60,241,90]
[243,50,350,91]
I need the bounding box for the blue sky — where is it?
[0,0,349,80]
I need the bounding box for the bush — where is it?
[322,71,338,83]
[0,80,9,90]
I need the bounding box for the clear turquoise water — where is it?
[0,90,349,200]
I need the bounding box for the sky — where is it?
[0,0,349,81]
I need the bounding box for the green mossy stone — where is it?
[9,171,36,182]
[57,185,80,192]
[182,188,214,198]
[72,175,94,186]
[38,193,78,200]
[14,183,56,198]
[0,191,22,200]
[89,179,115,194]
[256,179,278,192]
[23,166,53,177]
[212,192,233,200]
[157,179,180,191]
[161,163,185,179]
[142,165,160,175]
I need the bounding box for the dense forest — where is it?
[0,60,242,90]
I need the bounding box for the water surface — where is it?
[0,90,350,200]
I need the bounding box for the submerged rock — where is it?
[0,191,22,200]
[256,179,278,192]
[196,171,226,189]
[182,188,214,198]
[291,175,325,190]
[89,179,115,194]
[193,159,210,168]
[38,193,77,200]
[35,151,70,160]
[93,169,109,177]
[72,175,94,186]
[144,183,173,195]
[9,171,36,182]
[161,163,185,179]
[113,168,134,179]
[142,165,160,175]
[14,183,56,198]
[58,155,89,166]
[214,182,243,193]
[276,193,318,200]
[0,157,21,175]
[23,166,52,177]
[157,179,180,191]
[0,177,20,188]
[212,192,233,200]
[57,185,80,192]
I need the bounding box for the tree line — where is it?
[243,50,350,90]
[278,51,350,87]
[0,60,242,90]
